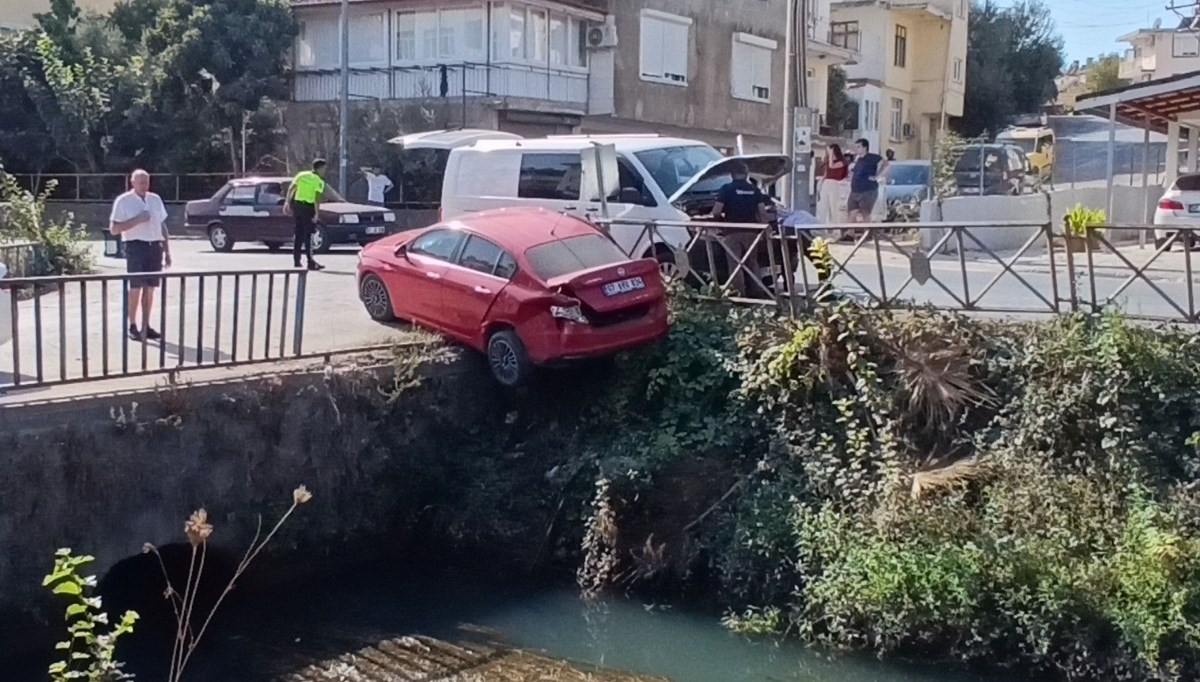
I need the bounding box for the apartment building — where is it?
[1118,18,1200,83]
[2,0,120,30]
[288,0,857,155]
[830,0,967,160]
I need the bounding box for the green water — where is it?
[10,565,1040,681]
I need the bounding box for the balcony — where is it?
[889,0,958,20]
[1118,53,1157,81]
[292,62,589,109]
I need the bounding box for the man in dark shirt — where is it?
[848,138,888,223]
[711,162,770,297]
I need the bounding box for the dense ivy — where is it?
[559,296,1200,681]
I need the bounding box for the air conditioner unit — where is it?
[587,16,618,49]
[902,122,916,139]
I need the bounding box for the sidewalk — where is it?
[830,237,1200,284]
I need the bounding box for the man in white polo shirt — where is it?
[110,169,172,341]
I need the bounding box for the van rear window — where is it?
[526,235,628,280]
[518,153,581,200]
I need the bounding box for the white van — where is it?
[431,134,790,278]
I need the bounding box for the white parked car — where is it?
[1154,173,1200,249]
[0,262,10,348]
[430,134,789,279]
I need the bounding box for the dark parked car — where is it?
[184,177,399,253]
[953,144,1029,196]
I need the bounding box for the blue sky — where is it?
[1033,0,1182,64]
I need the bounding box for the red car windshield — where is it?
[525,235,629,280]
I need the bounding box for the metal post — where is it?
[781,0,796,207]
[338,0,350,196]
[1105,102,1116,219]
[1141,117,1151,248]
[1166,120,1181,187]
[792,0,812,213]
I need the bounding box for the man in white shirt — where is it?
[110,169,172,341]
[363,167,394,205]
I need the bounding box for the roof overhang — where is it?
[1074,70,1200,134]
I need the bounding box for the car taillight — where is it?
[550,297,588,324]
[1160,198,1186,211]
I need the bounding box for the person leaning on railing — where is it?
[708,161,772,297]
[283,159,328,271]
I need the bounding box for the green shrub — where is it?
[562,294,1200,680]
[0,171,93,276]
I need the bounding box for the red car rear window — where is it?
[526,235,629,280]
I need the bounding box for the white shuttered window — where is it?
[731,33,775,102]
[640,10,690,85]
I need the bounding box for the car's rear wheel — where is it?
[487,329,531,387]
[208,224,234,252]
[310,225,331,254]
[263,241,284,251]
[359,273,395,322]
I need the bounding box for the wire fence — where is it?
[8,173,237,203]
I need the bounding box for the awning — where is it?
[1074,70,1200,134]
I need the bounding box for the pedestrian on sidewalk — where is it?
[362,167,394,206]
[847,138,887,224]
[285,159,327,271]
[816,144,849,228]
[109,169,172,341]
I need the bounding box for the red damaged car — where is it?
[357,207,669,386]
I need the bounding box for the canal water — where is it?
[8,562,1038,681]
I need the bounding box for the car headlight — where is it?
[340,214,359,224]
[383,212,396,222]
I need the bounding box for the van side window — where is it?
[518,153,582,200]
[607,158,655,205]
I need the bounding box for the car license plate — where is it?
[366,225,385,235]
[1189,204,1200,214]
[603,276,644,297]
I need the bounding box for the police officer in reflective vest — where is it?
[285,159,328,271]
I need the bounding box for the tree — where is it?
[958,0,1064,138]
[1087,53,1128,94]
[825,66,859,135]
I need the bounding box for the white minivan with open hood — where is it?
[432,133,791,279]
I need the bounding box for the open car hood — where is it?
[668,154,793,205]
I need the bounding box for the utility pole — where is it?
[338,0,350,196]
[783,0,814,212]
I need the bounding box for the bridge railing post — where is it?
[292,270,307,356]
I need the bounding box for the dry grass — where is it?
[910,457,992,500]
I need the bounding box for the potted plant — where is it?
[1063,204,1105,253]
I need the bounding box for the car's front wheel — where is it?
[359,273,395,322]
[487,329,531,387]
[208,224,234,252]
[310,225,331,254]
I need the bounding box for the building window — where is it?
[731,33,776,102]
[861,100,879,131]
[1174,33,1199,58]
[953,57,963,82]
[395,8,484,63]
[502,4,587,68]
[349,12,387,64]
[890,97,904,140]
[894,25,907,67]
[640,9,691,85]
[518,153,582,200]
[296,17,340,67]
[830,21,859,51]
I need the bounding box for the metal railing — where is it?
[0,241,42,279]
[7,173,236,203]
[597,218,1200,324]
[1,269,307,390]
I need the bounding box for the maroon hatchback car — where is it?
[184,177,399,253]
[357,207,670,386]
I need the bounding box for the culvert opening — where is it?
[97,542,239,679]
